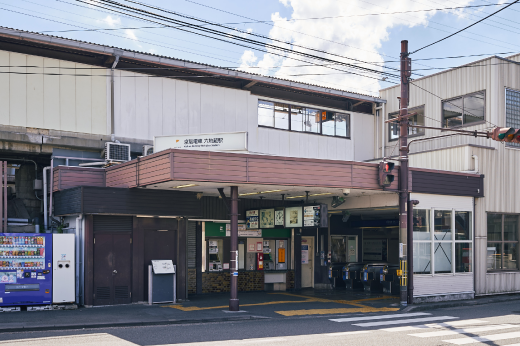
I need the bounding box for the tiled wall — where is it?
[188,268,196,294]
[202,271,264,293]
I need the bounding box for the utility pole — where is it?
[229,186,239,311]
[399,40,412,305]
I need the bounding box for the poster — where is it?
[275,210,284,226]
[259,209,275,228]
[0,272,16,284]
[278,248,286,263]
[303,206,321,227]
[301,245,309,264]
[238,230,262,237]
[285,207,302,228]
[246,210,259,229]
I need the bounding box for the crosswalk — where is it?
[330,312,520,345]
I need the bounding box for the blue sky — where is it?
[1,0,519,96]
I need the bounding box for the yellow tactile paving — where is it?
[162,292,399,315]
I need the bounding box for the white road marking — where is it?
[409,324,517,338]
[383,319,489,332]
[443,331,520,344]
[321,331,370,336]
[329,312,431,323]
[353,316,458,327]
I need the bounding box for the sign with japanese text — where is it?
[246,210,259,229]
[154,132,247,152]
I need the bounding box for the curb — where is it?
[0,315,268,334]
[402,294,520,312]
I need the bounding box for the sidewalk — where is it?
[0,290,517,333]
[0,289,399,333]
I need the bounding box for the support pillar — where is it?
[229,186,239,311]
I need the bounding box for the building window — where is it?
[487,213,519,271]
[506,88,520,148]
[442,91,485,128]
[413,209,473,275]
[388,105,425,141]
[258,100,350,138]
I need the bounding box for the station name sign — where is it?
[154,132,248,152]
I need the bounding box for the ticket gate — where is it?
[380,264,400,295]
[342,263,364,290]
[329,263,347,288]
[362,263,387,292]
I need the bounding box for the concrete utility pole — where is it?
[229,186,239,311]
[399,40,412,305]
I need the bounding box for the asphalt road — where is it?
[1,301,520,346]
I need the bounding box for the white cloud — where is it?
[245,0,474,95]
[125,29,143,49]
[103,15,121,27]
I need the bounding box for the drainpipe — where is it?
[110,52,122,137]
[49,158,53,231]
[43,166,50,231]
[381,103,386,158]
[75,214,84,305]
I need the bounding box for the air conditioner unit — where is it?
[142,145,154,156]
[104,142,131,162]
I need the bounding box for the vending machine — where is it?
[0,233,53,306]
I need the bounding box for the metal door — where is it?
[93,233,132,305]
[143,230,176,301]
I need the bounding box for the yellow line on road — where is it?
[163,299,316,311]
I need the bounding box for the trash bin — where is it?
[380,264,400,295]
[342,263,364,290]
[362,263,387,292]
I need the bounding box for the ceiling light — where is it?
[260,189,284,193]
[285,195,306,199]
[239,192,261,196]
[172,184,198,189]
[309,193,332,196]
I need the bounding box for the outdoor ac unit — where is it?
[142,145,154,156]
[104,142,131,162]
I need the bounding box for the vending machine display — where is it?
[0,233,53,306]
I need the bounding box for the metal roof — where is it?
[0,26,385,104]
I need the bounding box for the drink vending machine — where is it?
[0,233,53,306]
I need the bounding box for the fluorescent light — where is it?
[309,193,332,196]
[285,195,306,199]
[260,189,284,193]
[172,184,198,189]
[239,192,261,196]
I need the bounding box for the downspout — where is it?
[49,158,53,231]
[75,214,83,305]
[110,53,121,137]
[43,166,50,231]
[381,103,386,158]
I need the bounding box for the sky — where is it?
[1,0,520,96]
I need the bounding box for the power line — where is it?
[409,82,498,128]
[116,0,404,77]
[410,0,520,55]
[75,0,401,83]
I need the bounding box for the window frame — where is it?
[257,99,351,139]
[441,90,486,129]
[413,208,473,276]
[486,212,520,272]
[387,105,426,142]
[505,87,520,149]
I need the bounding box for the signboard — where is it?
[246,210,259,229]
[151,260,175,274]
[259,209,275,228]
[301,245,309,264]
[238,229,262,237]
[285,207,302,228]
[226,224,247,236]
[362,239,388,261]
[303,206,321,227]
[154,132,247,152]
